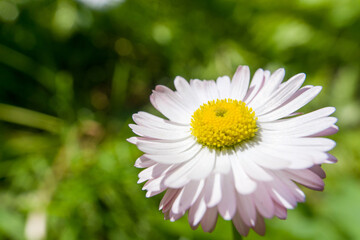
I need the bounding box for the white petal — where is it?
[261,117,338,138]
[169,211,185,222]
[143,175,165,192]
[255,73,305,115]
[147,149,207,181]
[218,173,237,220]
[174,76,201,111]
[271,189,295,209]
[190,80,209,103]
[258,143,329,167]
[127,136,138,144]
[205,80,220,101]
[187,148,216,180]
[146,189,164,198]
[162,156,201,188]
[261,138,335,153]
[249,68,285,109]
[145,143,202,164]
[188,192,207,226]
[262,68,285,97]
[230,66,250,100]
[269,176,298,209]
[216,76,231,99]
[171,188,185,214]
[250,144,312,169]
[235,147,273,181]
[245,146,291,170]
[279,177,306,202]
[253,183,274,218]
[191,79,221,102]
[129,124,190,140]
[259,107,336,130]
[159,188,180,210]
[160,189,180,212]
[136,137,196,155]
[213,150,232,174]
[260,136,336,152]
[173,76,190,91]
[229,151,257,194]
[175,180,204,214]
[150,87,192,123]
[152,84,191,109]
[285,169,324,190]
[144,176,167,197]
[162,147,213,188]
[243,68,265,104]
[133,111,188,129]
[258,86,322,122]
[204,173,222,207]
[139,163,171,180]
[138,165,155,183]
[134,156,156,168]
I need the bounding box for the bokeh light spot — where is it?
[0,1,19,22]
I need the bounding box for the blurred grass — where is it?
[0,0,359,239]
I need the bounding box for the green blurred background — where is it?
[0,0,359,239]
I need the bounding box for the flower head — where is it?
[128,66,338,236]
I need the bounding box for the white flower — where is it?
[128,66,338,236]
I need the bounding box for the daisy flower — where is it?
[128,66,338,236]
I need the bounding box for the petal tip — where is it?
[127,137,137,144]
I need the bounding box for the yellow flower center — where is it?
[190,99,258,148]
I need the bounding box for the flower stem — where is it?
[232,223,243,240]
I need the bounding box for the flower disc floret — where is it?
[190,98,258,148]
